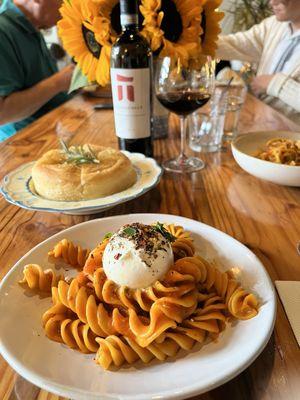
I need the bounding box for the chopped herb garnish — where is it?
[123,227,137,236]
[153,222,176,242]
[103,232,113,240]
[59,139,100,165]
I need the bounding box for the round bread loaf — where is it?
[32,145,137,201]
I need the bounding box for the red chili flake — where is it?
[114,253,121,260]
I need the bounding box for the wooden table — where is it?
[0,93,299,400]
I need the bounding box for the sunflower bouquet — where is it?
[58,0,224,88]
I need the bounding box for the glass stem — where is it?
[178,116,188,165]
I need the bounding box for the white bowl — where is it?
[231,131,300,187]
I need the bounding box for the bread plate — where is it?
[232,131,300,187]
[0,152,162,215]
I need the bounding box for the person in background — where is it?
[219,0,236,34]
[0,0,74,141]
[217,0,300,125]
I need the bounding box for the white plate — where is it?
[232,131,300,187]
[0,152,162,215]
[0,214,276,400]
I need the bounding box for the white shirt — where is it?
[266,25,300,74]
[216,16,300,125]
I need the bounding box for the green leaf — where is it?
[103,232,113,240]
[68,64,90,94]
[153,222,176,243]
[123,227,137,236]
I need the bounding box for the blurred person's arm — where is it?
[0,66,74,125]
[251,73,300,112]
[216,17,271,63]
[0,31,73,126]
[267,73,300,112]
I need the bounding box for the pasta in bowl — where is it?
[0,214,276,399]
[19,222,259,370]
[232,130,300,187]
[256,138,300,166]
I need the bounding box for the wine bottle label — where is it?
[111,68,151,139]
[120,14,138,26]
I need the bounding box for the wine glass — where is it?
[155,56,215,173]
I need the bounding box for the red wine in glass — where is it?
[156,91,211,116]
[155,56,215,173]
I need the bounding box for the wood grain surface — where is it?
[0,93,299,400]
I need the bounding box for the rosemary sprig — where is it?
[59,139,100,165]
[153,222,176,243]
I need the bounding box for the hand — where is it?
[53,64,75,93]
[250,75,274,96]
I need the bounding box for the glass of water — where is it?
[215,83,247,142]
[188,89,227,153]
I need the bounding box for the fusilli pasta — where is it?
[44,314,98,353]
[18,222,259,370]
[91,265,198,319]
[48,239,90,268]
[95,331,195,370]
[55,279,177,346]
[19,264,63,293]
[194,256,259,320]
[55,280,116,337]
[166,224,195,259]
[82,239,109,275]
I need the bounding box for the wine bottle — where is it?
[110,0,153,157]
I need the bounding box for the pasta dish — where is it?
[256,138,300,166]
[19,222,259,370]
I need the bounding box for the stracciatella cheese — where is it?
[103,223,174,289]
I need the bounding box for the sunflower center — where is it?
[200,11,207,44]
[82,25,101,58]
[160,0,183,43]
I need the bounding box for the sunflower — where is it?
[58,0,224,87]
[58,0,118,86]
[58,0,149,86]
[140,0,204,63]
[200,0,224,57]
